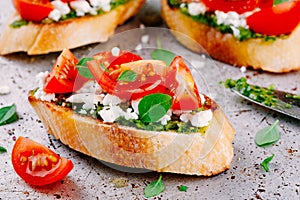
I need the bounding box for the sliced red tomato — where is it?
[44,49,88,93]
[11,137,73,186]
[202,0,273,14]
[13,0,54,22]
[247,1,300,35]
[169,56,201,110]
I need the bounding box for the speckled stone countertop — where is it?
[0,1,299,200]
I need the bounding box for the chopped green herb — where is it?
[0,146,7,154]
[151,49,176,66]
[285,93,300,100]
[76,58,94,78]
[139,93,173,123]
[261,154,275,172]
[117,70,137,82]
[144,175,165,198]
[255,120,280,147]
[274,0,289,5]
[10,19,28,28]
[0,104,19,126]
[178,185,188,192]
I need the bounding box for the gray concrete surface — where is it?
[0,1,299,199]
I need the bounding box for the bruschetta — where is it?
[0,0,145,55]
[161,0,300,73]
[28,48,235,176]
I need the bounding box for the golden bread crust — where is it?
[161,0,300,73]
[0,0,145,55]
[28,94,235,176]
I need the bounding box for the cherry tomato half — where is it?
[169,56,202,110]
[202,0,273,14]
[12,0,54,22]
[11,137,73,186]
[44,49,88,93]
[247,1,300,35]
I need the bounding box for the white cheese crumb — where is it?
[102,94,122,106]
[111,47,121,57]
[215,10,249,29]
[188,2,207,16]
[180,109,213,127]
[0,85,10,95]
[141,35,149,44]
[240,66,247,73]
[158,110,172,125]
[135,43,142,51]
[99,105,138,123]
[70,0,97,16]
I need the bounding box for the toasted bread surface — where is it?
[0,0,145,55]
[161,0,300,73]
[28,93,235,176]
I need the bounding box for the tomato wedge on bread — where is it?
[11,137,73,186]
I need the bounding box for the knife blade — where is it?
[226,78,300,120]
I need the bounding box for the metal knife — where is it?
[230,83,300,120]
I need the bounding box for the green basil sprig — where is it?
[151,49,176,66]
[178,185,188,192]
[139,93,172,123]
[0,146,7,154]
[255,120,280,147]
[0,104,19,126]
[76,58,94,79]
[117,70,137,82]
[144,175,165,198]
[261,154,275,172]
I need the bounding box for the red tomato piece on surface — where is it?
[43,49,88,93]
[13,0,54,22]
[247,1,300,36]
[11,137,73,186]
[169,56,202,110]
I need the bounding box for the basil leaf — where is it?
[139,93,172,123]
[0,146,7,154]
[144,175,165,198]
[76,58,94,78]
[151,49,176,66]
[274,0,289,5]
[117,70,137,82]
[10,19,28,28]
[255,120,280,147]
[0,104,19,126]
[178,185,188,192]
[261,154,274,172]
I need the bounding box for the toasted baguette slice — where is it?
[28,93,235,176]
[0,0,145,55]
[161,0,300,73]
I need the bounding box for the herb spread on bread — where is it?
[32,48,214,134]
[11,0,130,27]
[168,0,300,41]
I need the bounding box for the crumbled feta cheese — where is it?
[215,10,248,29]
[180,109,213,127]
[131,99,140,114]
[34,71,57,102]
[135,43,142,51]
[99,105,137,123]
[0,85,10,95]
[102,94,122,106]
[141,35,149,44]
[70,0,97,16]
[158,110,172,125]
[231,26,241,38]
[188,2,206,16]
[49,0,71,21]
[49,9,62,21]
[90,0,111,12]
[240,66,247,73]
[111,47,120,57]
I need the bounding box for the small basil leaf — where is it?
[10,19,28,28]
[261,154,274,172]
[151,49,176,66]
[178,185,188,192]
[0,146,7,154]
[144,175,165,198]
[0,104,19,126]
[139,93,172,123]
[255,120,280,147]
[117,70,137,82]
[76,58,94,78]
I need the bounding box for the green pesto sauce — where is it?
[224,78,292,108]
[50,92,208,134]
[169,0,281,42]
[11,0,130,28]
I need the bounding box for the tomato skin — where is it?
[169,56,201,110]
[247,1,300,35]
[11,137,73,186]
[13,0,54,22]
[44,49,88,94]
[202,0,273,13]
